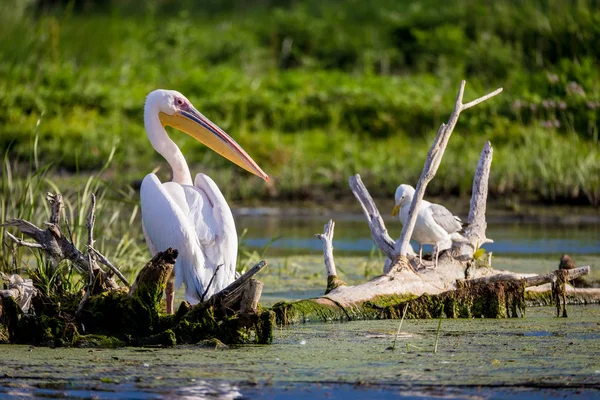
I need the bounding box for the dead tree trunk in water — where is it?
[273,81,597,324]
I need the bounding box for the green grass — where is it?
[0,0,598,205]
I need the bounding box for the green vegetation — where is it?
[0,0,599,204]
[0,140,145,278]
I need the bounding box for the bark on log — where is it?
[241,279,263,313]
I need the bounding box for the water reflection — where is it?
[173,380,242,400]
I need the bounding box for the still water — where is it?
[235,210,600,257]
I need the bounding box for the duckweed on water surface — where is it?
[0,305,598,397]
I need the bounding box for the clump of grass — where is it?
[1,135,147,292]
[236,228,282,274]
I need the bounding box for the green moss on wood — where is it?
[272,299,345,325]
[1,249,274,348]
[255,310,275,344]
[325,275,346,294]
[74,334,125,348]
[274,280,527,325]
[525,290,555,306]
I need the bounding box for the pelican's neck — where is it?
[144,107,193,186]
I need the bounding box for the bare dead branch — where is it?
[5,232,43,249]
[315,220,337,277]
[462,88,504,110]
[395,81,503,257]
[349,175,396,260]
[209,260,267,308]
[78,194,98,315]
[86,193,97,287]
[90,247,131,287]
[201,264,222,302]
[464,141,494,248]
[47,193,63,226]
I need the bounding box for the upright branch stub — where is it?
[86,193,97,288]
[395,81,503,257]
[209,260,267,309]
[464,141,494,248]
[315,220,346,293]
[47,193,63,226]
[315,220,337,277]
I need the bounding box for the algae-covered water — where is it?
[1,306,599,398]
[2,210,599,398]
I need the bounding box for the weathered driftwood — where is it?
[273,81,595,324]
[209,260,267,309]
[459,266,590,287]
[349,177,397,262]
[464,141,494,248]
[396,82,502,257]
[2,193,125,291]
[0,273,37,313]
[315,220,346,293]
[241,279,263,313]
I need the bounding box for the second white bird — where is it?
[392,184,464,268]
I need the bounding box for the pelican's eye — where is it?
[175,97,185,107]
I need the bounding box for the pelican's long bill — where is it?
[159,109,269,181]
[392,204,400,217]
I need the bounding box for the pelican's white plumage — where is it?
[141,174,237,302]
[392,184,464,267]
[140,89,267,310]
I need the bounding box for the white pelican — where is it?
[140,89,268,313]
[392,184,464,268]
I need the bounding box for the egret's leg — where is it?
[419,245,423,263]
[166,274,175,314]
[434,245,439,269]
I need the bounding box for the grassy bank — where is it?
[0,0,599,204]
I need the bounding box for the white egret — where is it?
[392,184,464,268]
[140,89,268,313]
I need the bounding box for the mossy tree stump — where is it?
[0,248,273,347]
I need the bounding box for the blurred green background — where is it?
[1,0,599,205]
